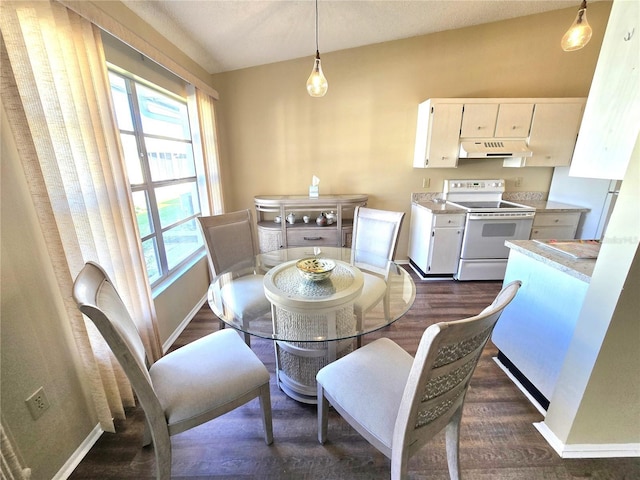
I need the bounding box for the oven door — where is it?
[460,212,534,259]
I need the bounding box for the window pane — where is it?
[145,137,195,181]
[108,73,134,131]
[142,237,161,283]
[121,134,144,184]
[136,83,190,140]
[163,219,202,270]
[155,182,200,229]
[132,191,153,237]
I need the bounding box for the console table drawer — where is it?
[287,228,339,246]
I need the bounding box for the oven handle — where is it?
[467,212,535,221]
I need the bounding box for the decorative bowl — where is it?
[296,258,336,282]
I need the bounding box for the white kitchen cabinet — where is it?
[569,0,639,180]
[413,100,462,168]
[530,212,581,240]
[460,103,533,138]
[495,103,535,138]
[408,204,465,276]
[414,98,584,169]
[493,244,591,406]
[460,104,498,138]
[524,102,585,167]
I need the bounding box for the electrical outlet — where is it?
[514,177,523,188]
[26,387,50,420]
[422,178,430,188]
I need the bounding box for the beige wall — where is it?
[211,2,612,259]
[1,101,96,479]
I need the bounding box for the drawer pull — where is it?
[303,236,322,241]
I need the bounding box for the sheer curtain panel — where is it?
[196,88,225,214]
[1,0,162,431]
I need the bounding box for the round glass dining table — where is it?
[207,246,416,342]
[207,246,416,403]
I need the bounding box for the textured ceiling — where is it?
[122,0,596,74]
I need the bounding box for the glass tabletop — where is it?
[207,247,416,342]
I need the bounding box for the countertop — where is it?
[505,240,595,283]
[514,200,590,213]
[411,193,588,215]
[412,200,466,214]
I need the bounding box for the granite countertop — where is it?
[412,200,466,214]
[514,200,590,213]
[410,193,589,214]
[505,240,595,283]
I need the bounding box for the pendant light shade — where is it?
[307,51,328,97]
[307,0,328,97]
[561,0,593,51]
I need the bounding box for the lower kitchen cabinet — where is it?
[408,204,465,276]
[530,212,580,240]
[492,242,591,409]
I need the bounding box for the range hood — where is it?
[459,140,533,159]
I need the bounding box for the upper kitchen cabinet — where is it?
[414,98,585,169]
[569,0,639,180]
[413,100,463,168]
[519,102,586,167]
[461,103,534,138]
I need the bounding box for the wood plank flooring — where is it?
[69,267,640,479]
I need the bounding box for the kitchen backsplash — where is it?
[502,191,546,201]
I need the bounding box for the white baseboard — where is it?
[53,423,103,480]
[534,421,640,458]
[162,294,208,353]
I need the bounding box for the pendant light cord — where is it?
[315,0,319,55]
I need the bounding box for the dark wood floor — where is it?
[70,267,640,479]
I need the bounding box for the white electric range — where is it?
[444,179,535,281]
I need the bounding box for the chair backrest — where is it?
[72,262,163,419]
[350,206,404,267]
[393,280,521,460]
[197,209,259,277]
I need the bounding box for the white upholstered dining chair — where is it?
[197,209,271,345]
[316,280,521,480]
[73,261,273,480]
[350,206,405,348]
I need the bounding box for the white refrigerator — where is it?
[547,167,622,240]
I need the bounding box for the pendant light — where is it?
[306,0,328,97]
[561,0,593,51]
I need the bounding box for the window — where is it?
[109,70,204,286]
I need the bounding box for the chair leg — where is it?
[259,383,274,445]
[147,418,171,480]
[317,383,329,444]
[244,331,251,346]
[142,418,152,447]
[355,310,363,348]
[390,447,410,480]
[445,405,463,480]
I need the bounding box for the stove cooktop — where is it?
[447,200,534,212]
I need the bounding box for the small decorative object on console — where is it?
[296,258,336,281]
[316,212,328,226]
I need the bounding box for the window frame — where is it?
[108,66,209,290]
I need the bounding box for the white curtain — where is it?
[1,0,162,431]
[196,88,225,214]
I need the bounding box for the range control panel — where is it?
[443,179,505,195]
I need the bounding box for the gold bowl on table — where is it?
[296,258,336,282]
